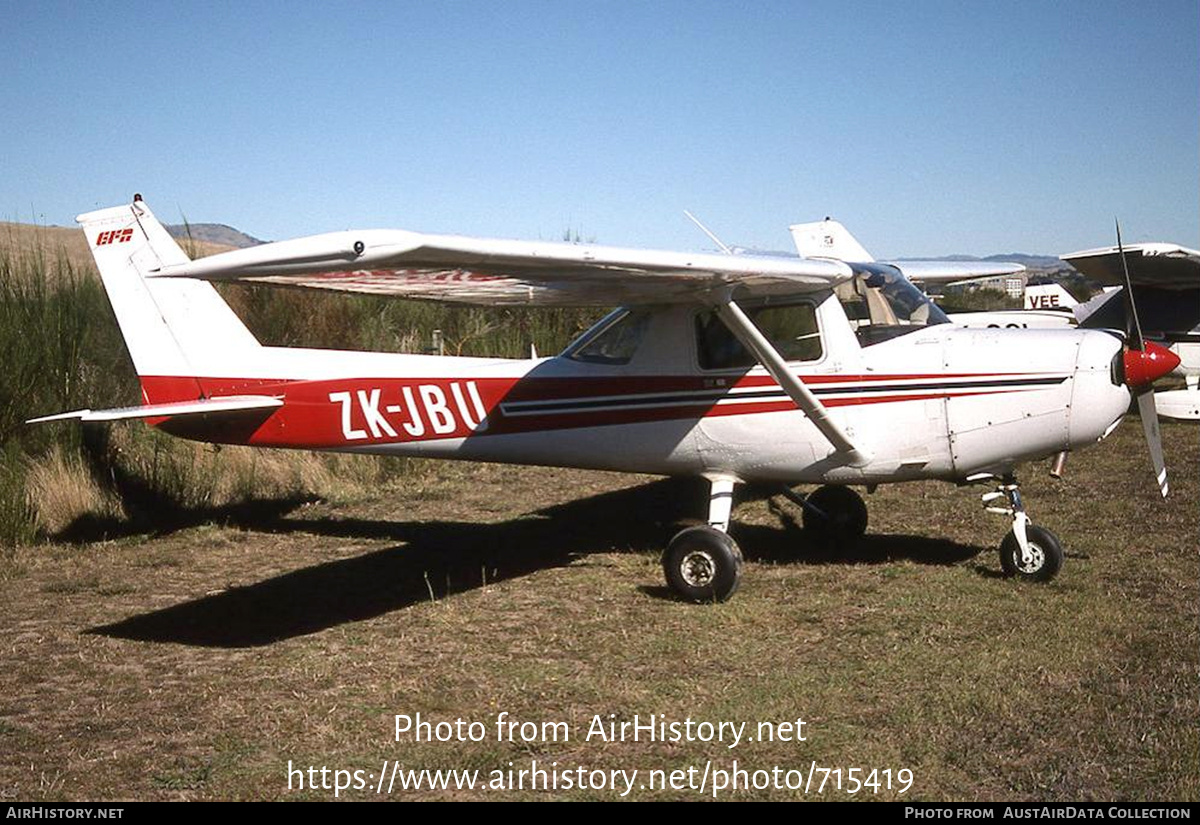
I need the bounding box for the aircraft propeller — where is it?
[1115,220,1178,497]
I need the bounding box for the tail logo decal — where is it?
[95,228,134,246]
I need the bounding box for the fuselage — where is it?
[149,291,1133,486]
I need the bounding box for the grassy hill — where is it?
[165,222,263,249]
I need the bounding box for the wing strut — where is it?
[714,301,870,466]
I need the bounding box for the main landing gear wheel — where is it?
[999,525,1063,582]
[802,485,868,545]
[662,526,743,603]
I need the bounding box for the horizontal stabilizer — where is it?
[28,395,283,424]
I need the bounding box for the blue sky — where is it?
[2,1,1196,256]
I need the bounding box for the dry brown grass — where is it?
[19,423,416,542]
[0,223,95,274]
[24,445,125,535]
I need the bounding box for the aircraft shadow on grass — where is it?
[88,477,985,648]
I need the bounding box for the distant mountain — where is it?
[741,247,1070,271]
[896,253,1064,268]
[166,223,264,249]
[983,253,1064,268]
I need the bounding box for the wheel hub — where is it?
[1016,543,1045,574]
[679,550,716,587]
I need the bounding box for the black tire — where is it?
[999,525,1063,582]
[801,485,868,544]
[662,526,743,603]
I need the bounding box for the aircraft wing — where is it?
[149,229,854,306]
[1062,243,1200,290]
[884,260,1027,284]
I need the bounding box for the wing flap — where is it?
[28,395,284,424]
[148,230,853,305]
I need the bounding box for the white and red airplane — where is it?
[30,197,1180,602]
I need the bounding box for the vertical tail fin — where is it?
[788,218,874,263]
[77,197,260,402]
[1023,280,1078,311]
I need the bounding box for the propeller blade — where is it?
[1115,219,1145,351]
[1136,389,1168,498]
[1114,221,1169,498]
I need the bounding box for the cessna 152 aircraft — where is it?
[30,197,1179,602]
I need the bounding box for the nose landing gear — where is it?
[982,475,1063,582]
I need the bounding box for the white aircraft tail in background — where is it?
[789,218,876,263]
[1023,280,1078,312]
[788,218,1026,283]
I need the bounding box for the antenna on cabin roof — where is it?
[683,210,733,254]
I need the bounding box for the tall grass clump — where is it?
[221,283,602,358]
[0,240,136,545]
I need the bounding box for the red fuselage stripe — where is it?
[138,372,1068,449]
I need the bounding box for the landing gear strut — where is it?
[982,475,1063,581]
[662,478,743,602]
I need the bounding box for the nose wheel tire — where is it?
[802,485,868,545]
[662,526,743,603]
[999,525,1063,582]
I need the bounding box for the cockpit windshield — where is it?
[835,263,949,347]
[563,308,651,365]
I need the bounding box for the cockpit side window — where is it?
[564,308,651,365]
[695,302,823,370]
[835,264,949,347]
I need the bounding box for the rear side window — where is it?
[695,303,822,370]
